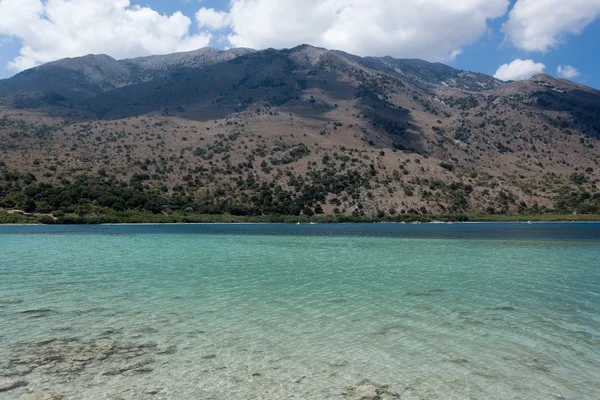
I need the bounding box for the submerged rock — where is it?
[373,324,405,336]
[327,360,349,368]
[1,337,162,381]
[405,291,432,297]
[2,363,34,377]
[347,381,399,400]
[490,306,516,311]
[19,309,57,318]
[405,288,444,297]
[156,345,177,355]
[20,309,55,314]
[525,359,551,372]
[0,298,24,304]
[354,385,379,400]
[29,338,63,347]
[0,378,28,392]
[446,357,468,364]
[103,356,154,376]
[99,328,123,337]
[33,393,63,400]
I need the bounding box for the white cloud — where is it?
[0,0,212,71]
[503,0,600,52]
[494,59,546,81]
[557,65,580,79]
[198,0,509,61]
[195,7,230,30]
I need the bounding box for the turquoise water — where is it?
[0,224,599,399]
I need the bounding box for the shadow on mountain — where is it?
[0,46,427,152]
[529,88,600,138]
[82,48,424,151]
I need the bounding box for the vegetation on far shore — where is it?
[2,210,598,226]
[1,166,599,225]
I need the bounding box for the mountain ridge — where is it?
[0,45,598,218]
[0,44,506,100]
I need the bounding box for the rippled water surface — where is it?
[1,223,599,399]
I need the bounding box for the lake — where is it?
[1,223,599,399]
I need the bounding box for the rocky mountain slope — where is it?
[0,45,598,218]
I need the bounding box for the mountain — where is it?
[0,45,598,219]
[121,47,256,81]
[0,48,257,106]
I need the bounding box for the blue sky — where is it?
[0,0,599,88]
[457,5,600,88]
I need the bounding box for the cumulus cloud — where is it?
[200,0,509,61]
[503,0,600,52]
[195,7,230,30]
[0,0,211,71]
[494,59,546,81]
[557,65,580,79]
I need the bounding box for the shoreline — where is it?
[2,213,600,226]
[2,222,599,227]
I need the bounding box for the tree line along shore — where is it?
[1,170,598,225]
[1,210,598,225]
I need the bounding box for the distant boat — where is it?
[296,222,301,225]
[309,222,316,225]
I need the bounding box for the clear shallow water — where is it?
[0,223,599,399]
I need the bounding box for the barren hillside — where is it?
[0,45,598,218]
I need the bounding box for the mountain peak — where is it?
[37,53,119,70]
[531,73,556,81]
[288,44,328,52]
[119,47,256,80]
[0,45,598,217]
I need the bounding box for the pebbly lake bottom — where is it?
[0,223,599,399]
